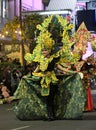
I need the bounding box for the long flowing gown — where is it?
[54,73,85,119]
[12,72,85,120]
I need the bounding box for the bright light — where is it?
[15,30,21,35]
[1,35,5,38]
[38,10,72,15]
[0,34,5,38]
[18,31,21,35]
[15,30,18,33]
[5,31,8,34]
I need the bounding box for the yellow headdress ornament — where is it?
[36,15,54,50]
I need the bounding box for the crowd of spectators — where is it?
[0,56,37,103]
[0,57,23,102]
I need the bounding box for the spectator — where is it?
[0,82,10,99]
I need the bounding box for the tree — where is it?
[23,14,43,52]
[1,14,43,65]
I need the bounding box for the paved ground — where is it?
[0,90,96,130]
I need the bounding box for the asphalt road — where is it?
[0,90,96,130]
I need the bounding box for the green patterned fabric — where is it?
[12,73,85,120]
[54,73,85,119]
[12,74,48,120]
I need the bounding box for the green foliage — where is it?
[23,14,43,52]
[48,16,63,43]
[2,17,20,42]
[2,14,43,53]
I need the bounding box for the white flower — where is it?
[78,72,84,79]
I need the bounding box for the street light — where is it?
[19,0,24,67]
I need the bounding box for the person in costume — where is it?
[73,23,94,112]
[72,23,94,111]
[7,15,78,120]
[25,15,80,121]
[6,16,93,121]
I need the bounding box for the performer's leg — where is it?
[46,84,57,121]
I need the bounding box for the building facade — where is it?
[0,0,47,56]
[0,0,45,29]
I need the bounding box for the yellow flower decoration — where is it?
[36,16,54,49]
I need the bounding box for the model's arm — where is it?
[57,64,77,74]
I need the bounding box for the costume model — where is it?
[73,24,94,112]
[7,16,93,120]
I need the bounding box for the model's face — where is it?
[42,49,51,57]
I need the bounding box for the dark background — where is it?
[76,10,96,31]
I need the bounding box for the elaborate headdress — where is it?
[25,15,78,65]
[24,16,55,64]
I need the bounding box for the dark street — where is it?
[0,90,96,130]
